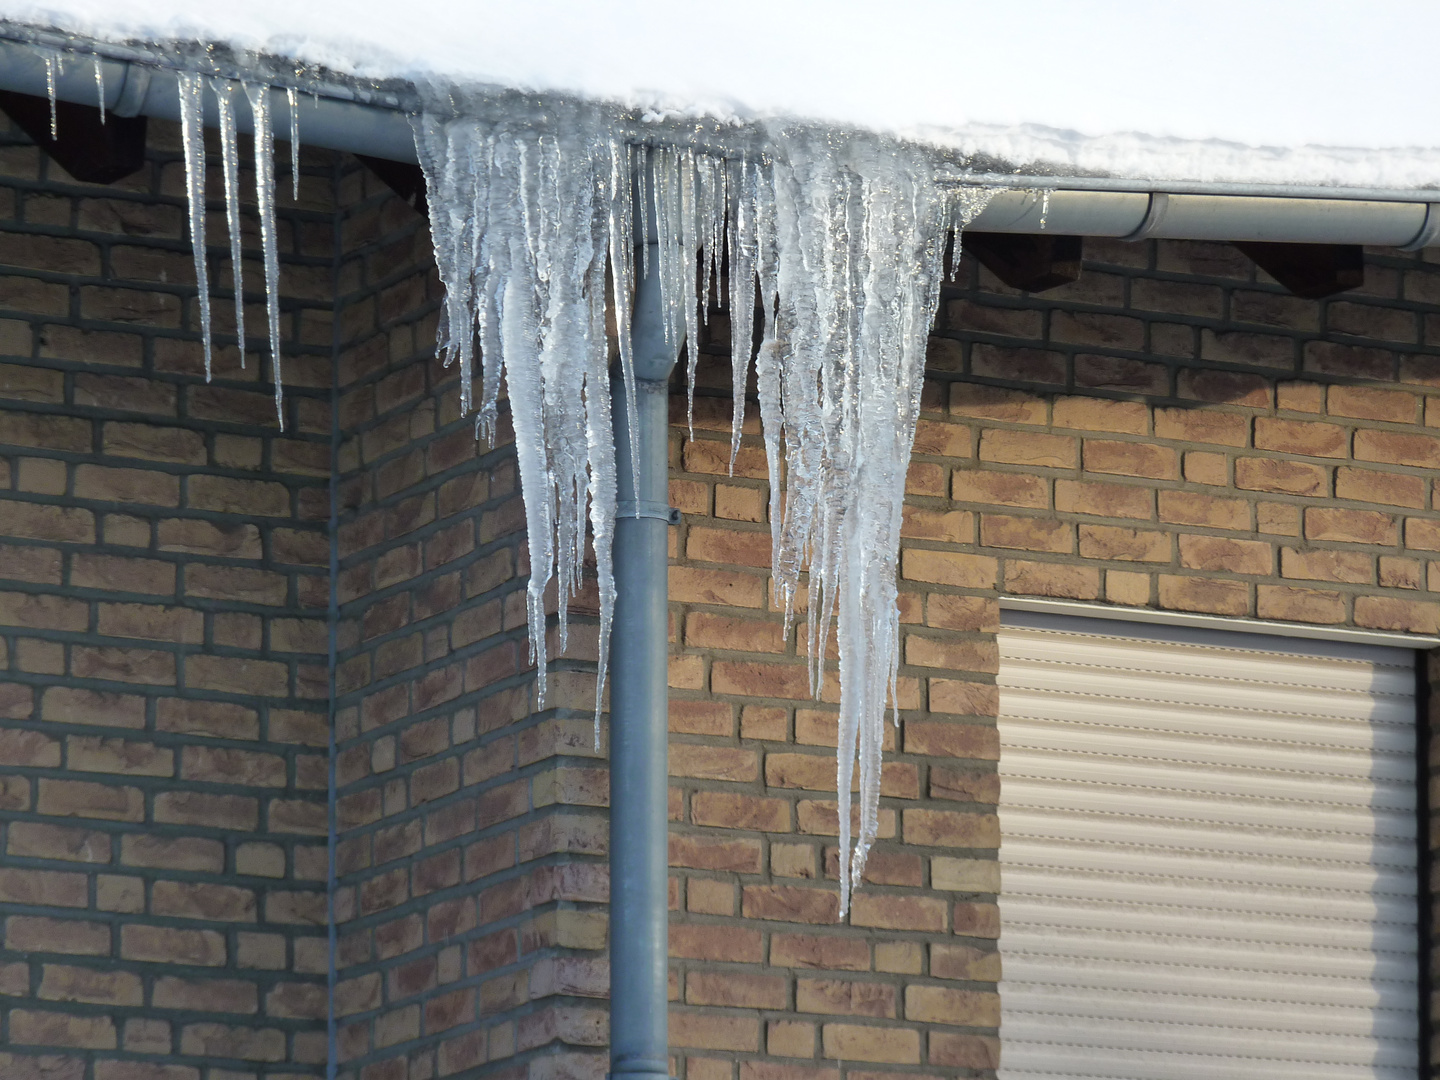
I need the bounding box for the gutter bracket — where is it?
[1121,191,1170,242]
[1400,203,1440,252]
[110,62,151,118]
[617,500,681,526]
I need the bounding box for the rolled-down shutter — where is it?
[996,613,1419,1080]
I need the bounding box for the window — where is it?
[996,612,1420,1080]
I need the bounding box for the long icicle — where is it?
[287,87,301,201]
[410,103,997,917]
[212,80,246,369]
[44,51,58,139]
[244,83,285,428]
[177,72,213,381]
[93,56,105,123]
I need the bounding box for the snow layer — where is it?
[6,0,1440,188]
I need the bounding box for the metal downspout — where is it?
[607,228,675,1080]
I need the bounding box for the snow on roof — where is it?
[3,1,1439,189]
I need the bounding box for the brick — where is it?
[849,892,947,932]
[1176,368,1270,407]
[821,1024,919,1065]
[1153,407,1248,447]
[948,383,1046,424]
[1051,396,1148,434]
[1304,507,1397,545]
[931,943,1002,981]
[670,1012,760,1052]
[1084,439,1177,480]
[741,885,841,923]
[980,514,1070,553]
[1328,385,1416,423]
[978,429,1075,468]
[669,924,763,963]
[1157,575,1248,616]
[152,880,257,921]
[1235,457,1327,497]
[950,469,1047,508]
[7,821,109,863]
[1158,490,1249,530]
[1354,429,1440,469]
[1178,534,1271,575]
[905,985,1000,1026]
[66,735,174,777]
[1078,524,1170,562]
[1004,559,1101,599]
[770,933,870,971]
[0,500,95,542]
[899,549,995,588]
[39,965,142,1006]
[1334,467,1426,509]
[0,591,89,633]
[73,553,176,595]
[1184,451,1228,486]
[688,972,788,1009]
[1355,595,1439,634]
[36,778,143,821]
[10,1010,117,1049]
[7,915,110,955]
[1075,354,1165,393]
[1055,479,1152,520]
[669,565,766,607]
[0,868,88,907]
[1256,585,1346,624]
[796,978,896,1018]
[121,924,226,966]
[970,344,1065,384]
[691,791,789,832]
[1253,418,1348,458]
[1280,547,1372,584]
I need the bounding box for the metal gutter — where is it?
[4,33,1440,247]
[0,35,416,162]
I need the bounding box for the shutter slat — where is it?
[997,617,1418,1080]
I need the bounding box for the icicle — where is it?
[1039,188,1052,230]
[212,80,245,369]
[44,52,59,139]
[244,83,285,428]
[412,100,998,918]
[93,56,105,124]
[287,88,301,201]
[177,72,213,381]
[415,105,620,719]
[607,139,641,504]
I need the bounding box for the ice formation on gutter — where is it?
[144,62,995,911]
[169,77,291,421]
[412,104,995,913]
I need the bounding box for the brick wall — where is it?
[0,113,333,1079]
[5,95,1440,1080]
[661,236,1440,1080]
[327,160,613,1080]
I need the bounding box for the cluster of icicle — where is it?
[170,70,300,425]
[414,103,995,914]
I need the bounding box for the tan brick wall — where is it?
[663,237,1440,1080]
[327,162,614,1080]
[0,114,333,1078]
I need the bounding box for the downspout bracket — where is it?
[617,500,681,526]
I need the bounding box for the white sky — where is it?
[4,0,1439,185]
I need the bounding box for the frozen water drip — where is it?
[413,106,996,914]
